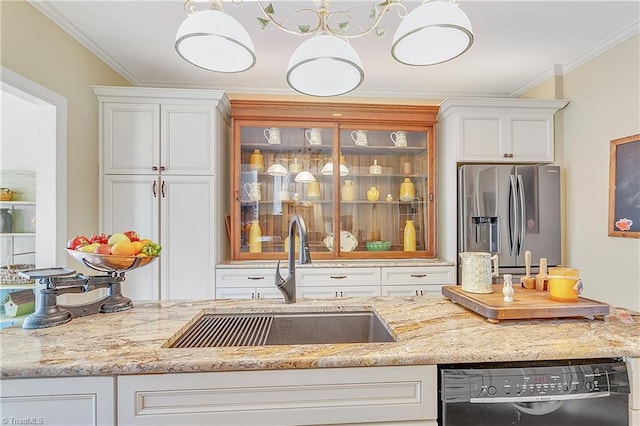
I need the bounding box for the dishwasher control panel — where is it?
[441,360,629,403]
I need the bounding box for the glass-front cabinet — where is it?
[231,101,438,260]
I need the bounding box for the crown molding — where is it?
[27,0,140,86]
[511,19,640,97]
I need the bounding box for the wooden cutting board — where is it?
[442,285,610,323]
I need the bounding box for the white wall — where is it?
[562,35,640,310]
[1,91,37,173]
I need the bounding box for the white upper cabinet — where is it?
[439,98,568,163]
[102,103,217,175]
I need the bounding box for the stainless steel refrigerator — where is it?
[457,164,561,279]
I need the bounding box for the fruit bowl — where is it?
[66,249,158,272]
[366,241,391,251]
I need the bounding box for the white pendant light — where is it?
[391,0,473,66]
[294,171,316,183]
[320,162,349,177]
[287,33,364,97]
[175,9,256,73]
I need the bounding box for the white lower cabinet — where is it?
[117,366,437,426]
[381,266,455,297]
[296,267,382,298]
[215,268,282,299]
[0,376,114,426]
[216,265,455,300]
[103,175,216,301]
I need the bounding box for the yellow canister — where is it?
[548,267,582,302]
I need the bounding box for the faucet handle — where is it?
[275,260,285,286]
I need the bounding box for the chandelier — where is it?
[175,0,473,97]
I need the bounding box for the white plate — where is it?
[323,231,358,252]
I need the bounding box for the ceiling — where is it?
[31,0,640,99]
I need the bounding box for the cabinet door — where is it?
[1,376,114,426]
[118,366,437,425]
[102,175,160,301]
[339,285,381,298]
[103,103,160,175]
[456,112,505,161]
[381,285,443,297]
[160,176,215,300]
[508,113,554,162]
[215,286,281,299]
[161,104,216,175]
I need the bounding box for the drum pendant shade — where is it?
[392,1,473,66]
[287,34,364,97]
[175,9,256,73]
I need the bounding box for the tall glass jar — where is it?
[403,219,416,251]
[249,220,262,253]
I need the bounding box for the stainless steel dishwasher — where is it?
[439,358,630,426]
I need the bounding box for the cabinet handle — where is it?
[251,292,255,299]
[339,291,344,297]
[152,166,158,171]
[410,274,427,278]
[152,180,157,198]
[420,290,424,296]
[160,166,166,171]
[330,275,347,279]
[247,276,265,280]
[334,291,339,297]
[503,153,509,158]
[161,180,166,197]
[256,292,261,299]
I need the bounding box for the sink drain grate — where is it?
[171,314,274,348]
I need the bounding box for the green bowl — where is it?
[366,241,391,251]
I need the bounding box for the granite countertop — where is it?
[217,258,455,268]
[1,296,638,379]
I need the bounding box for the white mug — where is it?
[305,128,322,145]
[351,130,368,146]
[243,182,262,201]
[391,131,407,147]
[264,127,281,145]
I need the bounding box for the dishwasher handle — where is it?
[470,391,611,404]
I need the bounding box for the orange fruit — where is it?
[111,240,136,256]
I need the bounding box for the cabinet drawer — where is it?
[297,267,381,287]
[381,266,455,286]
[215,268,278,287]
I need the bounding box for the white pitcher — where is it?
[459,251,499,293]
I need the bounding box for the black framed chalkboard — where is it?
[609,134,640,238]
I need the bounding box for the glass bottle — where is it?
[0,208,13,233]
[249,220,262,253]
[403,220,416,251]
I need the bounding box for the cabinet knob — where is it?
[152,166,158,171]
[160,166,166,171]
[503,153,510,158]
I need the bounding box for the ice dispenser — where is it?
[470,216,498,253]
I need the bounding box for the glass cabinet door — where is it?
[336,128,431,255]
[237,125,335,257]
[230,100,438,261]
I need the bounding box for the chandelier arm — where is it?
[325,2,407,39]
[255,1,323,36]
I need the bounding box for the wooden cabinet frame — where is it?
[230,100,439,260]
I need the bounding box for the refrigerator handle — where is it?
[508,175,518,256]
[517,174,526,256]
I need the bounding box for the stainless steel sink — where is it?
[168,311,395,348]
